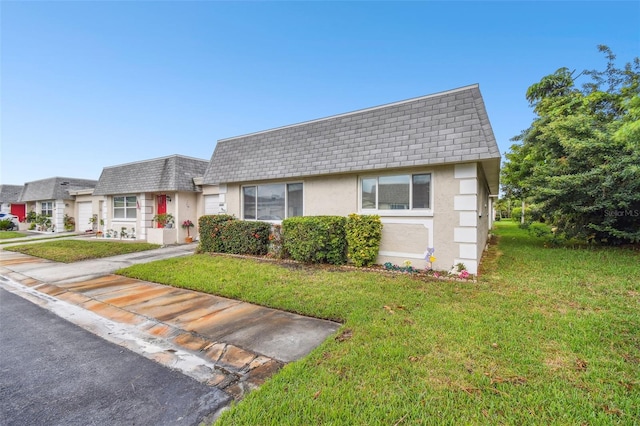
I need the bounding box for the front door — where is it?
[10,204,26,222]
[157,195,167,228]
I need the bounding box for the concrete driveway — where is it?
[0,245,341,401]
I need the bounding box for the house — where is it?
[18,177,98,232]
[92,155,209,244]
[0,185,26,222]
[203,84,500,273]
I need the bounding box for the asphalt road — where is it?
[0,287,231,426]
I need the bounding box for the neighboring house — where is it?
[0,185,25,221]
[92,155,209,244]
[203,84,500,273]
[18,177,98,233]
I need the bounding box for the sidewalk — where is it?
[0,230,87,247]
[0,245,340,401]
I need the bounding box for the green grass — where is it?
[0,231,26,240]
[4,240,161,263]
[118,222,639,424]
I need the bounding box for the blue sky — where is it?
[1,1,638,185]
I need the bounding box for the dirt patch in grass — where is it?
[477,233,501,278]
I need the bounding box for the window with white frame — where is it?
[113,195,137,219]
[361,173,431,210]
[243,183,303,220]
[41,201,53,217]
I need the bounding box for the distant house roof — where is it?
[18,178,97,202]
[0,185,24,203]
[203,84,501,193]
[93,155,209,196]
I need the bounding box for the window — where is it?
[243,183,303,220]
[113,195,137,219]
[361,173,431,210]
[41,201,53,217]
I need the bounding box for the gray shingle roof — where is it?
[203,84,501,191]
[0,185,24,203]
[93,155,209,196]
[18,178,97,202]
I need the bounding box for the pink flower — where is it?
[433,272,440,278]
[459,270,470,279]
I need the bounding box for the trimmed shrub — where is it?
[345,214,382,267]
[198,214,270,255]
[219,220,271,255]
[282,216,347,265]
[198,214,236,253]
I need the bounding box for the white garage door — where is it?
[77,202,93,233]
[204,195,220,215]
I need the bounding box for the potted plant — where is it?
[181,219,195,243]
[152,213,174,228]
[64,214,75,232]
[89,215,104,233]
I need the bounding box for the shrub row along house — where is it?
[1,85,500,273]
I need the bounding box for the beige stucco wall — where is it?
[224,184,241,218]
[206,162,494,273]
[202,184,220,196]
[175,192,199,241]
[430,164,459,271]
[104,191,201,243]
[476,168,491,262]
[104,192,154,241]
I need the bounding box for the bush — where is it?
[198,215,270,256]
[345,214,382,267]
[198,214,236,253]
[26,211,37,223]
[64,214,75,232]
[528,221,551,238]
[511,206,537,223]
[282,216,347,265]
[219,220,271,255]
[0,219,13,231]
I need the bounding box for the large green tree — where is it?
[502,46,640,243]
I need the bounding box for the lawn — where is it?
[0,231,26,240]
[118,221,639,425]
[4,240,161,263]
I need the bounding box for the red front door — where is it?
[11,204,26,222]
[157,195,166,228]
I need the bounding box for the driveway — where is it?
[0,246,341,402]
[1,287,231,426]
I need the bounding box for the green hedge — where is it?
[198,214,270,255]
[345,214,382,267]
[199,214,236,253]
[219,220,271,255]
[282,216,347,265]
[198,214,383,267]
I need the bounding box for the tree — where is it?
[501,46,640,243]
